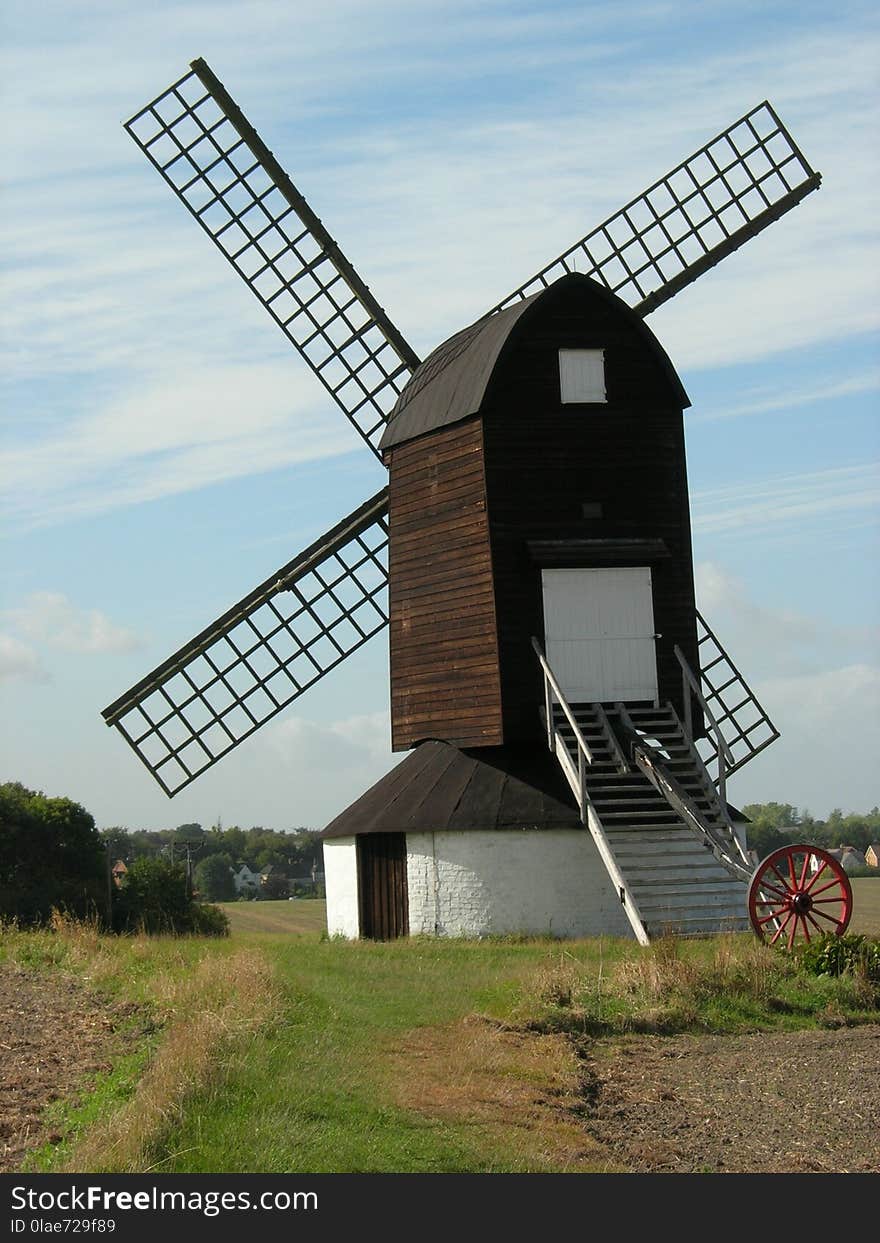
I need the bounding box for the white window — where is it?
[559,348,606,403]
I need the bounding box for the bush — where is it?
[0,782,106,926]
[794,933,880,983]
[113,856,228,936]
[190,903,230,936]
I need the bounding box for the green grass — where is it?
[851,877,880,935]
[79,929,879,1173]
[219,898,326,936]
[153,935,616,1172]
[5,883,880,1174]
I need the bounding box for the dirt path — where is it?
[0,965,138,1172]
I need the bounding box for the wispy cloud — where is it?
[2,363,366,529]
[4,592,144,653]
[691,462,880,538]
[2,3,878,531]
[692,369,880,423]
[0,634,48,683]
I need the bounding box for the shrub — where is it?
[113,857,228,936]
[0,782,105,926]
[190,903,230,937]
[794,933,880,983]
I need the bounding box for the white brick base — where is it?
[323,829,634,939]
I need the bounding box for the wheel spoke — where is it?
[810,878,845,899]
[799,914,811,943]
[788,853,798,890]
[810,907,841,926]
[769,909,795,946]
[771,864,794,893]
[805,912,827,935]
[757,907,787,926]
[804,861,829,892]
[798,851,812,888]
[787,914,798,949]
[756,881,790,901]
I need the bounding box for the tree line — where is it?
[0,782,226,932]
[743,802,880,862]
[100,822,323,901]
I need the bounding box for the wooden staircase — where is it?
[553,703,751,940]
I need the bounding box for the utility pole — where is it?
[105,844,113,929]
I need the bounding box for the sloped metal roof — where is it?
[379,274,689,452]
[378,294,540,451]
[321,739,581,838]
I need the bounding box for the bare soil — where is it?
[579,1024,880,1173]
[0,965,141,1172]
[394,1017,880,1173]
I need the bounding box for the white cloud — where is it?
[0,634,48,683]
[5,592,144,653]
[696,561,879,676]
[2,4,878,531]
[1,363,368,529]
[732,665,880,817]
[695,562,880,814]
[691,463,880,539]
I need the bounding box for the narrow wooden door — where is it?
[542,567,658,703]
[357,833,409,940]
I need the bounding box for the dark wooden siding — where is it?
[387,417,503,750]
[357,833,408,939]
[481,278,700,739]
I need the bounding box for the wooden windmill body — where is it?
[105,61,823,943]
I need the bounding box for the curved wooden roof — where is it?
[379,273,689,451]
[321,739,582,838]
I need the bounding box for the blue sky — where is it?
[1,0,878,831]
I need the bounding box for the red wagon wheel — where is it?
[748,843,853,949]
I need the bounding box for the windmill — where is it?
[104,59,854,946]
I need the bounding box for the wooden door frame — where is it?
[357,832,410,940]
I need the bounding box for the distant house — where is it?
[233,863,261,896]
[828,847,866,875]
[865,844,880,869]
[111,859,128,888]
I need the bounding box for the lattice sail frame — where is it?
[106,61,818,797]
[103,492,389,797]
[493,101,820,317]
[694,611,780,777]
[126,59,419,458]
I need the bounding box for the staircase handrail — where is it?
[531,636,595,762]
[595,703,630,773]
[633,744,752,882]
[532,636,650,945]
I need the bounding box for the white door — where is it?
[542,567,658,703]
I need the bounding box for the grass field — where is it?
[221,882,880,940]
[4,880,879,1174]
[851,877,880,934]
[220,898,326,936]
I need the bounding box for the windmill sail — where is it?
[102,490,389,796]
[494,101,821,318]
[109,73,822,800]
[125,59,419,458]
